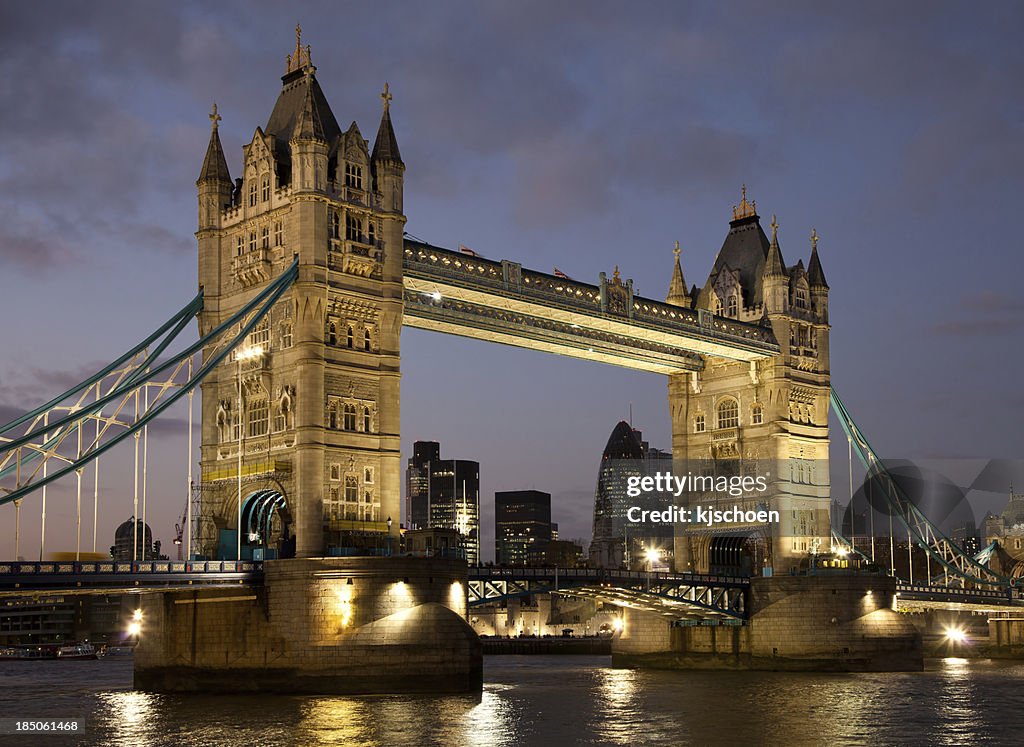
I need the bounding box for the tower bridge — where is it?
[0,29,1017,687]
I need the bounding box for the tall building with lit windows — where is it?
[405,441,480,563]
[589,421,673,569]
[495,490,552,565]
[195,28,405,559]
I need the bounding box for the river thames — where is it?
[1,655,1021,745]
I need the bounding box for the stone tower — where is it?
[668,188,831,574]
[195,29,405,559]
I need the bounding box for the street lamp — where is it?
[387,515,393,557]
[235,345,263,561]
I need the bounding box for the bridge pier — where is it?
[612,573,922,672]
[134,557,481,693]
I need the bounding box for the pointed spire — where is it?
[667,240,690,307]
[286,23,313,74]
[292,81,325,141]
[732,183,758,221]
[807,228,829,289]
[371,82,403,165]
[763,214,787,277]
[198,103,230,184]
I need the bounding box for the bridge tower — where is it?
[195,29,405,559]
[668,190,831,574]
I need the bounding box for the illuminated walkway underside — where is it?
[403,241,779,374]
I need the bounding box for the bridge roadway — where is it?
[1,561,1020,616]
[0,560,263,597]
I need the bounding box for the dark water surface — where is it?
[1,655,1022,746]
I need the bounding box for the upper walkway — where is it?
[402,240,779,374]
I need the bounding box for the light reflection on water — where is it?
[1,656,1023,746]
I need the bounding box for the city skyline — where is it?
[2,2,1023,562]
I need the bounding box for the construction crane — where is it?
[173,499,188,561]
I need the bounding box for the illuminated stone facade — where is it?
[669,192,831,574]
[195,32,404,558]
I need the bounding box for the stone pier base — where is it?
[134,557,482,693]
[613,573,922,672]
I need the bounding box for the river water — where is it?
[1,655,1022,746]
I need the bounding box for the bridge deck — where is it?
[0,560,263,597]
[402,241,779,374]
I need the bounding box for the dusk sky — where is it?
[1,1,1022,560]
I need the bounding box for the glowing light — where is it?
[127,621,141,637]
[644,548,660,564]
[430,292,442,302]
[449,581,465,614]
[836,548,849,558]
[237,345,264,361]
[132,609,143,622]
[612,617,624,632]
[334,583,354,628]
[944,626,968,644]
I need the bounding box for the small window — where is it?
[346,214,361,241]
[261,225,270,249]
[249,231,256,252]
[363,490,372,504]
[328,405,338,430]
[364,467,374,484]
[249,182,257,207]
[751,404,763,425]
[345,476,358,502]
[363,329,371,351]
[727,294,738,317]
[330,464,341,481]
[236,235,244,256]
[327,322,337,346]
[343,404,357,431]
[345,163,363,189]
[716,399,739,429]
[795,287,808,309]
[280,321,293,349]
[248,399,269,438]
[274,221,284,247]
[714,298,723,315]
[346,326,354,349]
[694,414,705,433]
[261,177,270,202]
[362,406,371,433]
[330,211,340,240]
[367,222,376,245]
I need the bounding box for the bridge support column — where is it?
[133,557,481,693]
[612,573,922,672]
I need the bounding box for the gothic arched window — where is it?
[751,403,764,425]
[327,322,337,346]
[727,294,738,317]
[716,398,739,429]
[363,329,371,351]
[346,326,354,349]
[362,406,371,433]
[343,404,357,431]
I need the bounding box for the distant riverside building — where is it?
[495,490,552,565]
[530,539,585,567]
[0,596,125,646]
[110,517,163,561]
[589,421,673,570]
[404,441,480,564]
